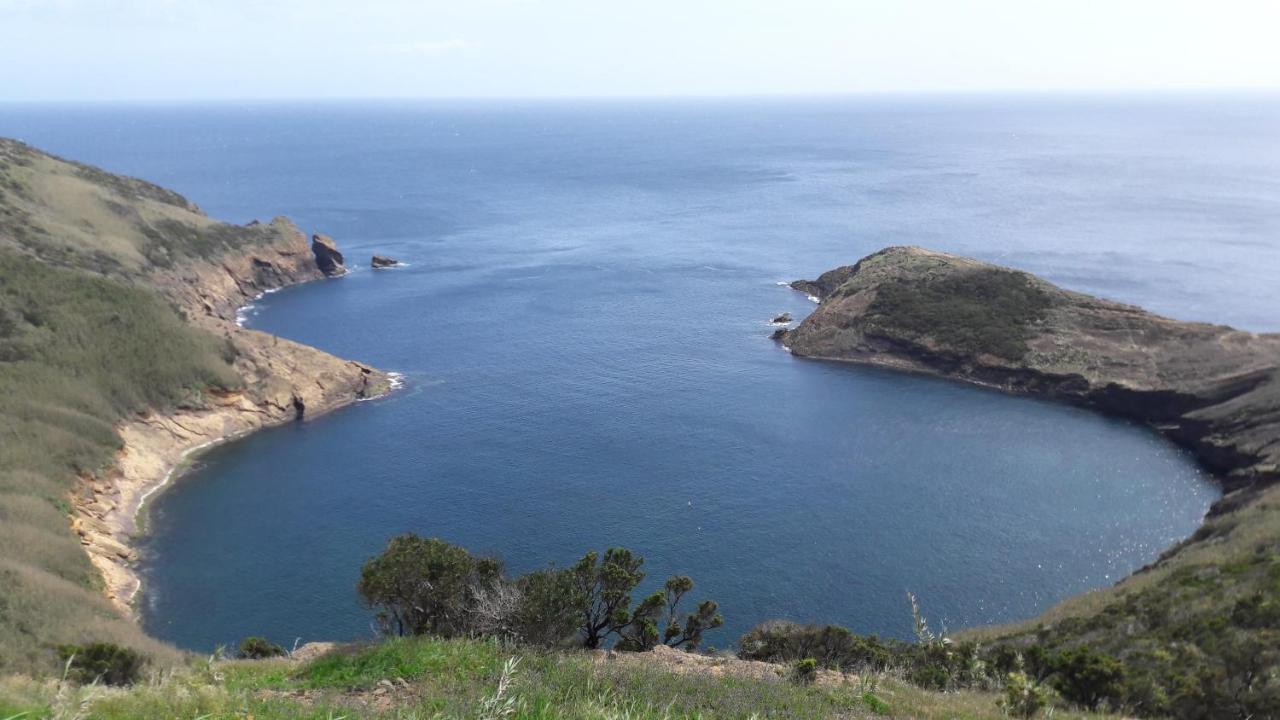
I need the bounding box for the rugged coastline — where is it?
[72,222,391,613]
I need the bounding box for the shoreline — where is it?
[74,273,394,616]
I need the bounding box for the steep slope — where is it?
[779,246,1280,716]
[0,138,388,674]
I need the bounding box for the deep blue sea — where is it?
[4,95,1277,652]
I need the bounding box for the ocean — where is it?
[4,94,1274,650]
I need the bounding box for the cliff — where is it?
[0,137,388,670]
[781,246,1280,495]
[78,220,387,610]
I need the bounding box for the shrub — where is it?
[790,657,818,685]
[57,642,145,686]
[738,621,895,671]
[510,567,580,647]
[1046,646,1126,710]
[237,636,285,659]
[1001,671,1049,718]
[357,534,503,637]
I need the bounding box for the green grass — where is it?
[0,636,1133,719]
[0,138,290,277]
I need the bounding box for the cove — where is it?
[2,97,1262,651]
[133,263,1217,650]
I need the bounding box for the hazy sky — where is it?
[2,0,1279,101]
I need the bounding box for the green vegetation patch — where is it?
[295,637,506,690]
[865,267,1054,360]
[0,248,239,675]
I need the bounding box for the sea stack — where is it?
[371,254,401,268]
[311,233,346,276]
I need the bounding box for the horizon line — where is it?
[3,86,1279,106]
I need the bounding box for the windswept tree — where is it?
[568,548,722,650]
[356,537,721,652]
[357,534,503,637]
[618,575,723,651]
[569,548,646,649]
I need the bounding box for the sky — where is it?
[2,0,1279,101]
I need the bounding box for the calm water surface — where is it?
[3,95,1273,650]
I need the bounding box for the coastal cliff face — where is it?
[75,198,387,613]
[782,246,1280,494]
[0,137,389,621]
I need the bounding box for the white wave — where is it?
[807,294,820,304]
[234,304,259,327]
[775,281,790,286]
[359,371,407,402]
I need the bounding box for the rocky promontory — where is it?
[779,246,1280,495]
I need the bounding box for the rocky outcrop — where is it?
[781,246,1280,495]
[311,233,346,276]
[149,217,326,322]
[371,254,400,268]
[771,312,792,324]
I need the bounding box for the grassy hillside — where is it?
[0,247,244,673]
[0,139,294,674]
[0,635,1130,720]
[964,481,1280,718]
[0,138,280,277]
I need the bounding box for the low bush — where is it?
[237,636,286,660]
[57,642,146,686]
[790,657,818,685]
[1001,670,1049,718]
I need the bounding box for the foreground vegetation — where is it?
[0,634,1132,719]
[358,536,722,652]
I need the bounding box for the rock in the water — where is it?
[371,255,401,268]
[770,327,789,341]
[772,312,792,324]
[311,234,346,276]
